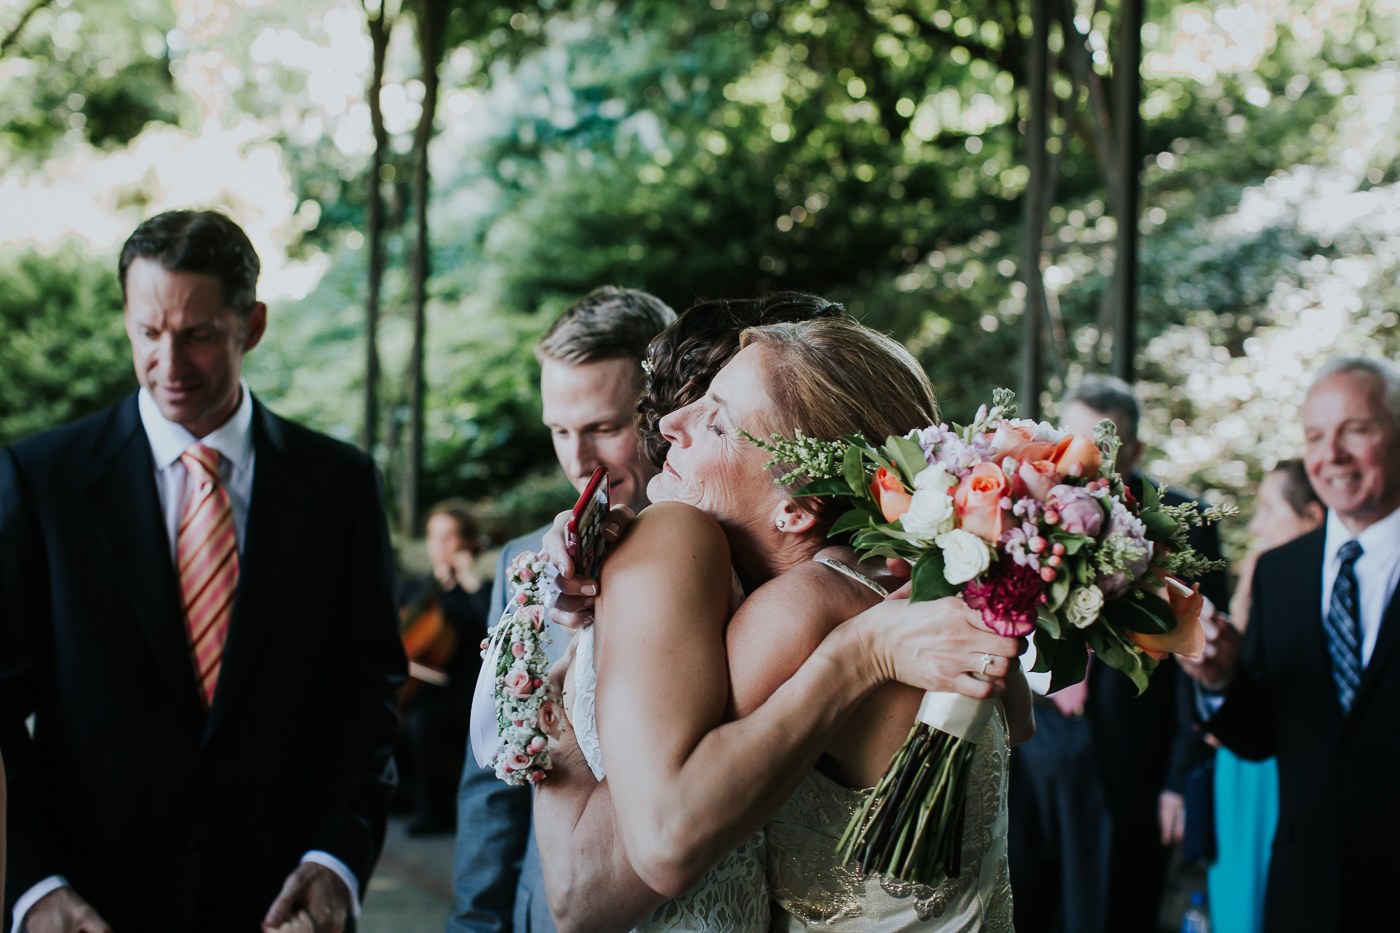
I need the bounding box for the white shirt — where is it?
[1320,506,1400,667]
[1198,504,1400,722]
[13,383,360,932]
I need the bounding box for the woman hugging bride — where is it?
[530,294,1034,933]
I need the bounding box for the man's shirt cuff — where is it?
[301,851,361,917]
[1193,680,1228,722]
[12,875,69,933]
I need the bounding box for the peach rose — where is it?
[517,605,544,630]
[505,669,533,697]
[987,423,1055,465]
[538,701,562,736]
[1017,459,1060,502]
[870,466,914,523]
[507,752,532,772]
[954,462,1011,543]
[1129,576,1206,661]
[1049,434,1103,478]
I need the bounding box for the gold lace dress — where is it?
[765,702,1014,932]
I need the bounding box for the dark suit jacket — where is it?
[0,394,407,932]
[1208,526,1400,932]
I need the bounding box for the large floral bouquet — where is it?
[748,389,1228,887]
[474,550,561,785]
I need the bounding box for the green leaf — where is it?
[1049,532,1092,555]
[872,521,931,544]
[1141,477,1161,511]
[1036,606,1063,640]
[1047,633,1088,694]
[885,435,930,488]
[1134,588,1179,632]
[843,444,870,500]
[1141,511,1180,543]
[828,507,876,538]
[1047,572,1071,611]
[1101,595,1170,635]
[792,477,855,498]
[1030,628,1058,673]
[910,549,955,603]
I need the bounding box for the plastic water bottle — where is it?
[1180,891,1210,933]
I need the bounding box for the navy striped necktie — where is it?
[1324,539,1364,713]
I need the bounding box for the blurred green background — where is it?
[4,0,1400,554]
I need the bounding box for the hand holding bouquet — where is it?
[747,388,1230,887]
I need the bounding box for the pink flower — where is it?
[515,592,529,606]
[954,462,1012,543]
[962,558,1044,636]
[509,752,532,771]
[517,605,544,630]
[987,423,1055,465]
[520,568,535,582]
[528,736,547,754]
[869,466,914,523]
[505,670,532,697]
[511,642,526,658]
[1046,485,1105,537]
[538,701,562,735]
[528,769,546,783]
[1049,434,1103,478]
[1017,459,1060,502]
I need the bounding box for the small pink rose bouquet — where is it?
[747,388,1229,887]
[473,550,560,785]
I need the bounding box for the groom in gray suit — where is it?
[449,287,674,933]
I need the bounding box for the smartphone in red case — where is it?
[566,466,610,579]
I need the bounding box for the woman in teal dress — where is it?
[1211,460,1322,933]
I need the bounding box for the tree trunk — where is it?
[400,0,448,537]
[361,1,392,454]
[1112,0,1143,384]
[1020,0,1050,420]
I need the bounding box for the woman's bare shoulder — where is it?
[604,501,731,575]
[737,559,877,638]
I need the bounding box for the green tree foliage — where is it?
[0,246,136,446]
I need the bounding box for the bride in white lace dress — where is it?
[530,307,1032,933]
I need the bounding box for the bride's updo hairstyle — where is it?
[739,317,939,536]
[639,292,844,467]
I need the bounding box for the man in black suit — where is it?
[1009,376,1223,933]
[1183,356,1400,932]
[0,211,407,933]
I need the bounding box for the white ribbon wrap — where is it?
[469,623,510,769]
[916,690,996,743]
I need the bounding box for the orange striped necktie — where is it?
[177,443,239,709]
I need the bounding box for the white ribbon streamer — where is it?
[916,690,996,743]
[469,622,512,768]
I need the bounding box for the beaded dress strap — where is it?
[813,557,890,598]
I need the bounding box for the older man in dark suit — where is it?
[449,288,673,933]
[1183,356,1400,932]
[0,211,406,933]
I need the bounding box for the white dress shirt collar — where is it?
[137,378,255,471]
[1322,505,1400,572]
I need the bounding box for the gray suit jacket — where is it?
[449,526,568,933]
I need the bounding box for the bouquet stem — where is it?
[838,692,992,887]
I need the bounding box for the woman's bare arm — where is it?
[531,728,664,933]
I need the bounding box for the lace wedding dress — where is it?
[571,624,771,933]
[762,559,1016,932]
[569,557,1012,933]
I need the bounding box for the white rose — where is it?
[934,529,991,585]
[913,462,958,494]
[903,488,956,541]
[1065,584,1105,629]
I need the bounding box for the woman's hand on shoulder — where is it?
[851,596,1026,699]
[542,504,636,631]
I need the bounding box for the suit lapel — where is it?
[1351,583,1400,720]
[83,396,202,714]
[204,401,312,741]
